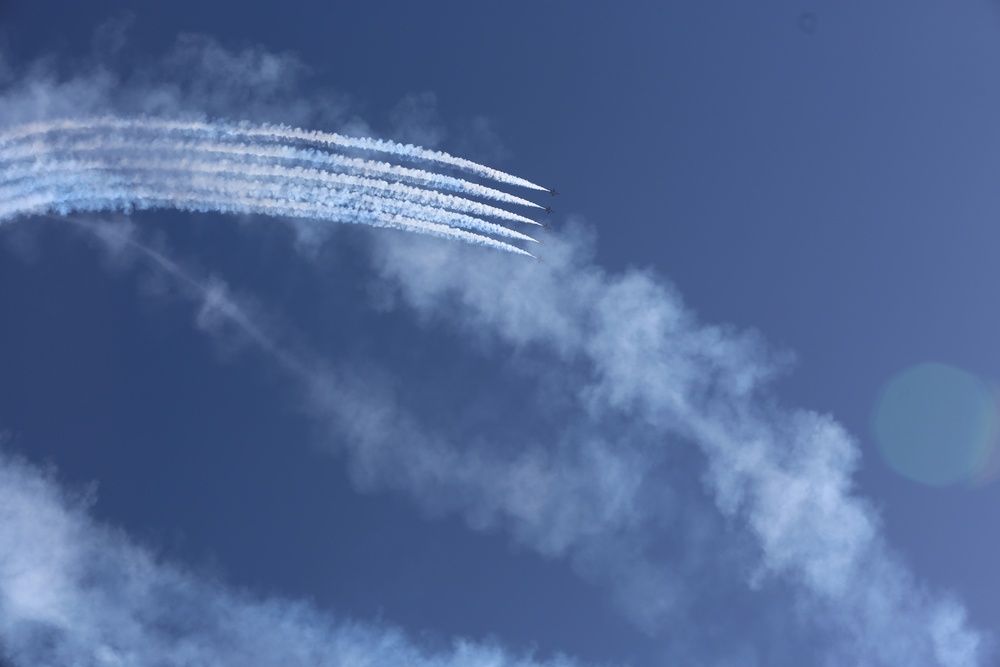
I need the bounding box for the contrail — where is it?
[4,149,544,229]
[0,164,537,255]
[3,185,537,257]
[2,157,542,242]
[0,117,544,256]
[0,135,547,210]
[0,116,551,192]
[50,214,286,358]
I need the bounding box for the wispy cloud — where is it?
[0,446,581,667]
[313,227,986,666]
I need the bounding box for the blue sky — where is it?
[0,1,998,665]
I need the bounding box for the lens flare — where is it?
[970,385,1000,487]
[872,362,997,486]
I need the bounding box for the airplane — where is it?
[541,222,551,230]
[545,206,553,214]
[549,189,559,196]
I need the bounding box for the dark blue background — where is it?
[1,1,998,663]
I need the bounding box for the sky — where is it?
[0,1,998,666]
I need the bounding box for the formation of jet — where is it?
[534,189,558,231]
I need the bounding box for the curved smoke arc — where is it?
[0,116,545,256]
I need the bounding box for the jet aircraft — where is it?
[545,206,553,214]
[549,189,559,196]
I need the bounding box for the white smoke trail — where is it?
[0,135,546,210]
[0,168,538,257]
[149,157,545,227]
[0,117,543,256]
[1,157,541,243]
[0,116,551,192]
[0,446,580,667]
[2,187,537,257]
[2,147,543,230]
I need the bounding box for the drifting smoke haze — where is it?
[0,446,578,667]
[0,33,991,667]
[353,231,987,665]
